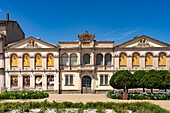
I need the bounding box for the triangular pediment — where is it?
[116,35,170,48]
[6,36,58,49]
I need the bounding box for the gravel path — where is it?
[0,94,170,111]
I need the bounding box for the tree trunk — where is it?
[165,88,166,92]
[151,89,153,93]
[143,87,145,93]
[127,88,128,93]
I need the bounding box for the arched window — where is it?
[35,54,42,66]
[119,53,127,66]
[159,52,166,65]
[96,54,103,65]
[145,52,153,65]
[61,54,68,66]
[105,54,112,65]
[70,54,77,66]
[83,54,90,65]
[47,53,54,66]
[11,54,18,66]
[23,54,30,66]
[132,53,140,66]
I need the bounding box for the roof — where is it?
[6,36,58,48]
[116,35,170,47]
[0,20,25,37]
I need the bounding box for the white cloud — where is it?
[102,28,141,43]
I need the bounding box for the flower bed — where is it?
[0,101,169,113]
[0,91,49,99]
[107,91,170,100]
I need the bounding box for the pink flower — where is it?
[117,104,120,106]
[124,103,126,105]
[53,100,55,103]
[100,109,102,111]
[153,107,155,109]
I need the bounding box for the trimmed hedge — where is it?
[0,101,169,113]
[0,91,49,99]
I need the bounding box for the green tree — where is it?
[133,70,147,92]
[110,70,136,92]
[162,73,170,91]
[157,70,169,92]
[141,69,161,93]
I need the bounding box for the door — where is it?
[82,76,91,93]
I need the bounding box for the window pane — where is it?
[105,54,111,65]
[83,54,90,65]
[70,75,73,85]
[96,54,103,65]
[100,75,103,85]
[71,54,77,66]
[62,54,68,66]
[65,75,68,85]
[105,75,108,85]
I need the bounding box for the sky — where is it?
[0,0,170,44]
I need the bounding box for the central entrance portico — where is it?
[81,76,91,93]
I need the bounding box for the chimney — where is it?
[6,13,9,21]
[133,36,138,39]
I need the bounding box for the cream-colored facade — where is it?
[3,31,170,94]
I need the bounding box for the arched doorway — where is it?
[81,76,91,93]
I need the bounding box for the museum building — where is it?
[0,14,170,94]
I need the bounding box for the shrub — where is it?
[107,92,170,100]
[0,91,49,99]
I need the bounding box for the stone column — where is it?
[30,74,35,88]
[18,57,22,70]
[0,71,4,92]
[30,56,35,70]
[140,56,145,70]
[91,78,96,94]
[18,74,23,89]
[54,55,58,70]
[6,73,10,90]
[153,56,158,70]
[42,74,47,90]
[92,52,95,65]
[103,53,105,65]
[54,72,59,93]
[42,56,46,69]
[68,55,70,66]
[167,56,170,70]
[127,56,132,69]
[114,56,119,69]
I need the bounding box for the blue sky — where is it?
[0,0,170,44]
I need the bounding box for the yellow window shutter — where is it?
[124,55,127,65]
[163,55,166,65]
[150,55,153,65]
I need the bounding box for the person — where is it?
[36,77,42,85]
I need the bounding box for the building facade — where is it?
[4,31,170,94]
[0,14,25,92]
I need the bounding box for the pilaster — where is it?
[153,56,158,70]
[140,56,145,70]
[30,74,35,88]
[42,74,47,90]
[54,73,59,93]
[18,74,23,89]
[127,56,132,69]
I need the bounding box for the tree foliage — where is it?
[133,70,147,88]
[110,70,136,91]
[141,70,162,93]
